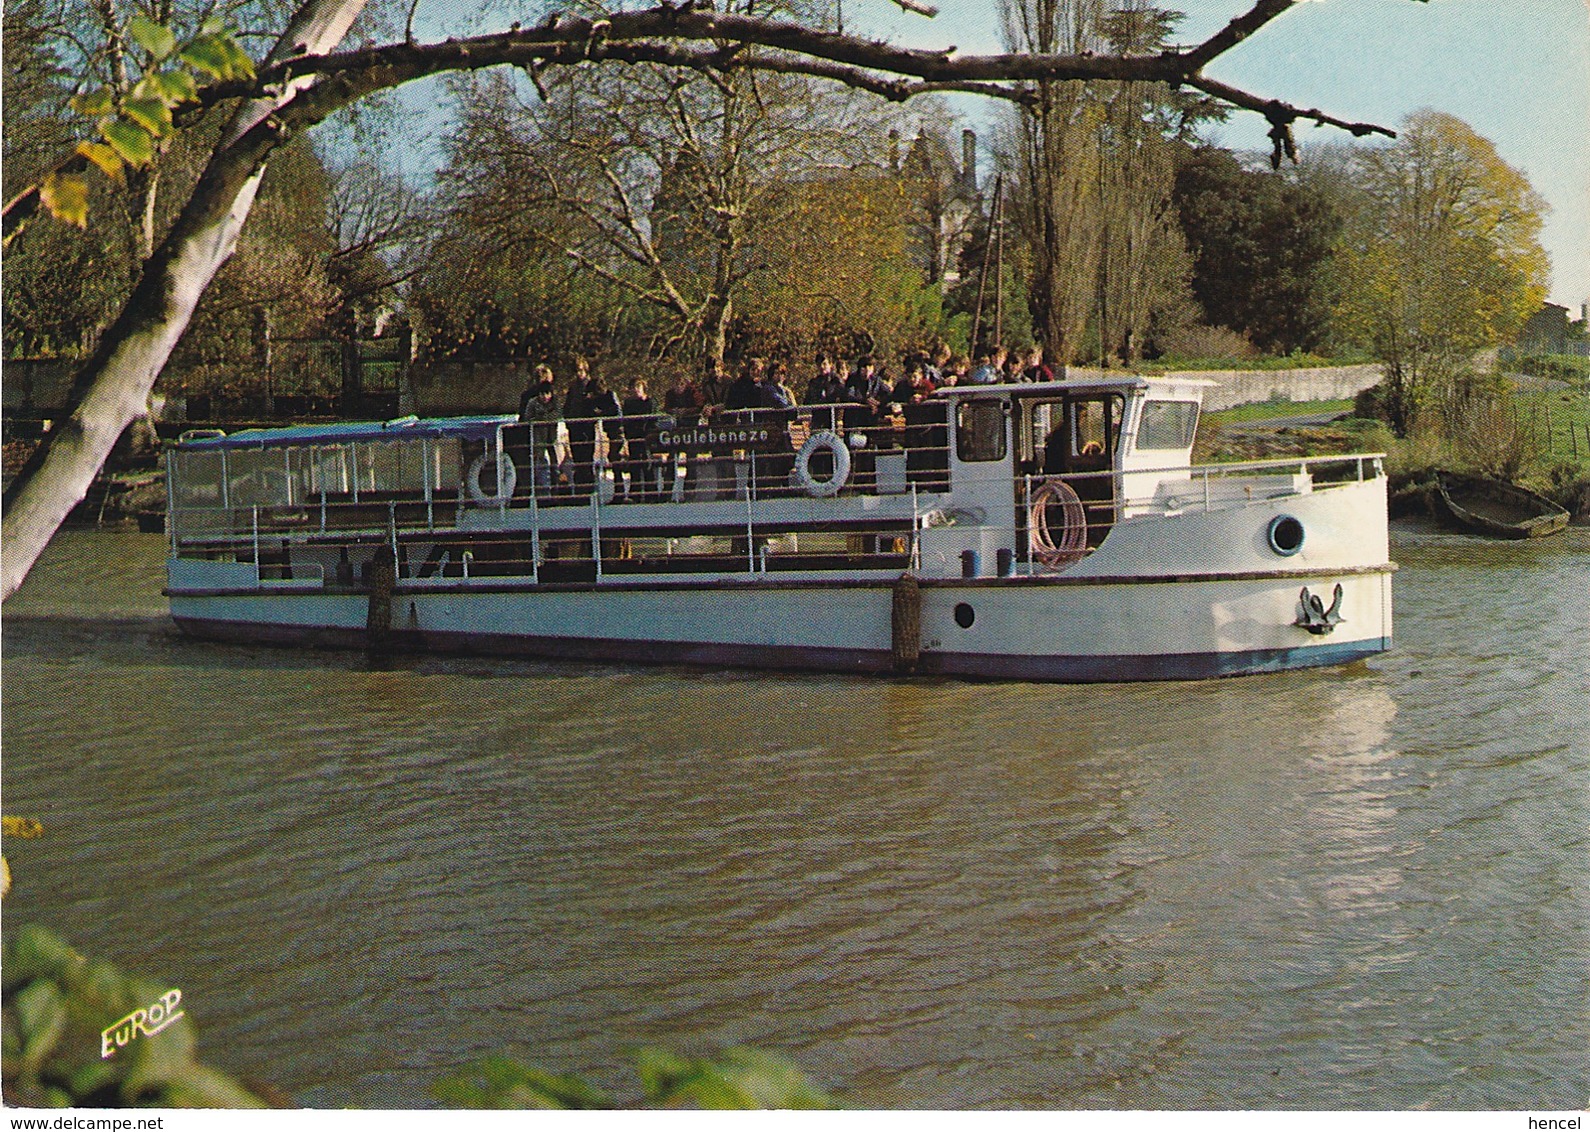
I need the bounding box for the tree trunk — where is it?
[702,296,732,367]
[1,0,368,601]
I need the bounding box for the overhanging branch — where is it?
[6,1,1402,243]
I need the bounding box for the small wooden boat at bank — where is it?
[1435,472,1569,539]
[163,376,1395,681]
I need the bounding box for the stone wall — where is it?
[1065,363,1383,411]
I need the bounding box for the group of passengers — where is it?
[514,342,1053,500]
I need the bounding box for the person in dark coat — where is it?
[699,360,730,411]
[663,370,704,423]
[802,354,845,432]
[561,359,594,496]
[803,354,843,403]
[620,377,656,501]
[518,363,562,492]
[891,361,934,406]
[562,357,621,498]
[843,356,889,430]
[724,358,765,412]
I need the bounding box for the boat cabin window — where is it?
[223,448,295,508]
[956,400,1007,462]
[1023,395,1124,474]
[1137,400,1199,450]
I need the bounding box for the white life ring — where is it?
[794,430,851,497]
[467,451,517,506]
[1029,478,1088,568]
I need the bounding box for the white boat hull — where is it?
[169,566,1392,681]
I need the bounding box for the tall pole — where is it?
[1097,126,1107,370]
[970,173,1003,357]
[992,179,1006,352]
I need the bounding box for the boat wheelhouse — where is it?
[164,376,1393,680]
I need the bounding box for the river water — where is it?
[2,526,1586,1109]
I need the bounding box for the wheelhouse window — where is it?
[1137,400,1199,450]
[1024,394,1124,473]
[956,400,1007,462]
[1073,397,1122,457]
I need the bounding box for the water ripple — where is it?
[3,527,1587,1107]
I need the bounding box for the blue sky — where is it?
[849,0,1590,309]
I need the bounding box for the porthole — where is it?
[954,602,976,628]
[1267,515,1305,557]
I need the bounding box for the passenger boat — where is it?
[1435,471,1569,539]
[163,376,1394,681]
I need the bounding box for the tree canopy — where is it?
[0,0,1465,599]
[1172,145,1343,356]
[1331,110,1549,435]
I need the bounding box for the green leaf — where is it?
[77,141,126,182]
[177,35,232,79]
[13,978,68,1078]
[122,97,173,135]
[69,87,115,117]
[708,1047,836,1109]
[3,1008,22,1061]
[66,958,137,1018]
[65,1057,123,1099]
[128,14,177,61]
[153,67,199,105]
[178,33,254,81]
[636,1047,836,1109]
[160,1064,271,1108]
[39,1085,75,1108]
[2,925,85,993]
[635,1046,700,1101]
[99,117,156,166]
[40,171,90,226]
[432,1056,613,1109]
[129,73,161,102]
[217,36,256,80]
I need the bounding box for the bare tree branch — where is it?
[4,1,1399,244]
[1177,0,1294,72]
[1188,73,1392,140]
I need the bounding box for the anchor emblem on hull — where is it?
[1294,583,1344,635]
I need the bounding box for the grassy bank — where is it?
[1203,398,1354,425]
[1194,376,1590,523]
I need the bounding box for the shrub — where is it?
[2,926,274,1108]
[1154,323,1257,362]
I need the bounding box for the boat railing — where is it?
[1185,452,1384,482]
[166,405,953,535]
[170,465,939,587]
[497,404,954,507]
[167,413,1384,584]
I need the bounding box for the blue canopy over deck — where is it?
[178,415,516,451]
